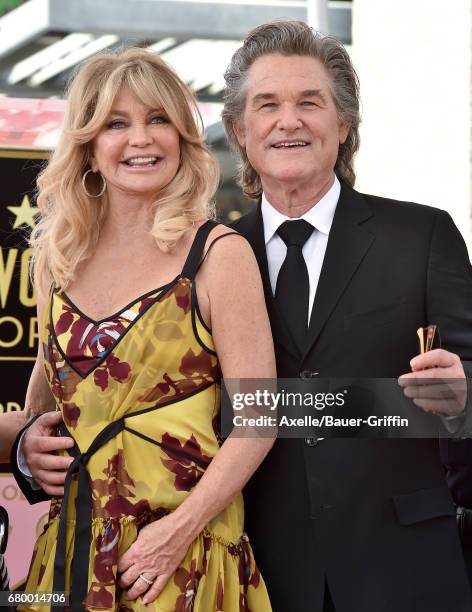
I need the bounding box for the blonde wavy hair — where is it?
[31,47,219,294]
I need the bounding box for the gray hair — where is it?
[222,20,361,199]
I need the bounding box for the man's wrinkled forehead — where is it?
[244,53,332,104]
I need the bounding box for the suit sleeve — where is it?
[10,416,51,505]
[427,210,472,506]
[426,209,472,365]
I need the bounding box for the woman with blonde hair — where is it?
[17,47,275,611]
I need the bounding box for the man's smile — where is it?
[271,140,310,149]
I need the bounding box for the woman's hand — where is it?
[117,512,194,605]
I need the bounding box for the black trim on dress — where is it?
[124,380,215,418]
[50,280,179,379]
[59,275,181,326]
[123,425,211,468]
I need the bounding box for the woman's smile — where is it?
[120,155,162,170]
[90,86,181,199]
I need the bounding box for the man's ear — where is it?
[338,121,350,145]
[233,118,246,148]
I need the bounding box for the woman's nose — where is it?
[128,124,153,146]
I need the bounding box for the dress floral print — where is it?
[20,221,272,612]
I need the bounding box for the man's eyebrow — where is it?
[300,89,327,103]
[250,89,328,104]
[251,93,277,103]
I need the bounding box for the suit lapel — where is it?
[236,203,301,360]
[302,184,375,361]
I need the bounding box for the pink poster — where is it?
[0,473,50,587]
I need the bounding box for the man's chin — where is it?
[264,170,316,188]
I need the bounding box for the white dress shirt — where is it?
[261,174,341,323]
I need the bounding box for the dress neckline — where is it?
[54,218,219,326]
[56,275,183,326]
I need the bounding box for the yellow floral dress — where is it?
[22,221,272,612]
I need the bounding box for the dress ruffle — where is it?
[21,516,269,612]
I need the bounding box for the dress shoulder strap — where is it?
[181,219,219,280]
[194,231,241,277]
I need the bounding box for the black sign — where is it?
[0,149,48,416]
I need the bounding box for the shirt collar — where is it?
[261,174,341,245]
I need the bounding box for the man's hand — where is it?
[23,412,74,496]
[398,349,467,417]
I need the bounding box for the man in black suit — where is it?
[222,20,472,612]
[441,438,472,585]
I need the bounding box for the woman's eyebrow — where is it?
[108,107,166,116]
[108,109,129,117]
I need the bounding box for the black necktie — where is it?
[275,219,314,351]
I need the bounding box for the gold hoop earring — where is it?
[82,169,106,198]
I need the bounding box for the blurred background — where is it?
[0,0,471,585]
[1,0,469,233]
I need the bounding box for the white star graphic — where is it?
[7,195,39,230]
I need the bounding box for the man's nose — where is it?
[277,106,302,130]
[129,124,153,146]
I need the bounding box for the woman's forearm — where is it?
[169,234,277,543]
[171,436,274,540]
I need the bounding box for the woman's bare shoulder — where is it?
[204,222,247,252]
[198,223,259,286]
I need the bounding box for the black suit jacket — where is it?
[233,182,472,612]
